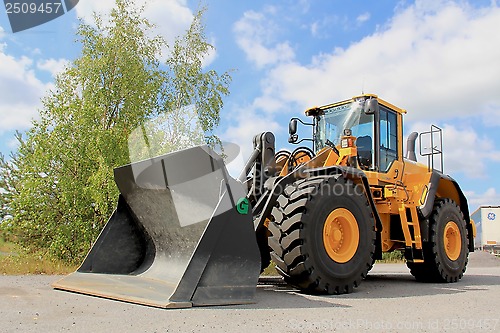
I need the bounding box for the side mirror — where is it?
[288,118,298,143]
[287,117,314,144]
[289,118,298,136]
[364,98,379,115]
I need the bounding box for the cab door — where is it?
[376,106,403,184]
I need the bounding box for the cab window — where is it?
[379,108,398,172]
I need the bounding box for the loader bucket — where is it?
[53,145,261,308]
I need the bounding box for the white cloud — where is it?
[73,0,114,21]
[465,188,500,210]
[37,58,70,77]
[141,0,193,45]
[0,1,211,136]
[356,12,371,24]
[227,1,500,181]
[221,106,282,172]
[310,21,319,37]
[409,122,500,177]
[309,12,369,39]
[201,36,218,68]
[0,50,48,132]
[233,10,295,68]
[7,137,20,149]
[223,109,282,149]
[75,0,193,47]
[250,1,500,122]
[309,16,336,39]
[73,0,218,66]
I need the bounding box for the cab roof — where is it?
[305,94,407,116]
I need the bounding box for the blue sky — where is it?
[1,0,500,211]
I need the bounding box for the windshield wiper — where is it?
[325,139,340,155]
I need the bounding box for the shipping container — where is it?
[471,206,500,253]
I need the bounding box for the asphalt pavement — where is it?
[1,251,499,333]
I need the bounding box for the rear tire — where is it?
[268,175,376,294]
[407,199,469,282]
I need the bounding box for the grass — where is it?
[0,238,17,253]
[261,262,279,276]
[0,235,404,276]
[0,238,77,275]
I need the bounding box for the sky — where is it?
[1,0,500,212]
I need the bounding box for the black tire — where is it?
[407,198,469,282]
[256,225,271,272]
[268,175,376,294]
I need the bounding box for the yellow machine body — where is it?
[277,94,473,263]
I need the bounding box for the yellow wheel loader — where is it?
[54,94,475,308]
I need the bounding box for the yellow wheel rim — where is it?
[444,221,461,261]
[323,208,359,263]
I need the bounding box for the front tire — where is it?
[268,175,376,294]
[256,225,271,272]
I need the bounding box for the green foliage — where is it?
[164,7,231,147]
[380,251,405,263]
[0,0,231,264]
[0,238,77,275]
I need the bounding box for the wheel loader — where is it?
[53,94,475,308]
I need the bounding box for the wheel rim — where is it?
[443,221,461,261]
[323,208,359,263]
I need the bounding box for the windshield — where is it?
[315,100,374,151]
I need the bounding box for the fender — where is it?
[419,171,474,252]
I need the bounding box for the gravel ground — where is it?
[1,251,499,333]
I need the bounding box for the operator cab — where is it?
[303,95,405,175]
